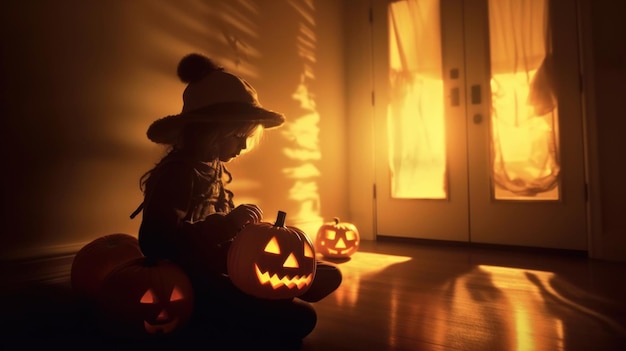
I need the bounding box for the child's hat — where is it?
[147,53,285,144]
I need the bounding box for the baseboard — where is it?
[376,235,588,257]
[1,249,78,295]
[1,241,90,261]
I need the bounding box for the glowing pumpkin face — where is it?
[138,285,186,334]
[315,217,360,258]
[96,257,194,338]
[227,211,317,300]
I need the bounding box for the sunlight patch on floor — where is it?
[327,251,412,308]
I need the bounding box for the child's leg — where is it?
[221,296,317,345]
[298,260,343,303]
[196,282,318,339]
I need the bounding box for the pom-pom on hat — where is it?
[147,53,285,145]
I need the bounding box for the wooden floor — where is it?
[2,239,626,350]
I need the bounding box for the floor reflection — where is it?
[327,251,412,309]
[313,246,626,351]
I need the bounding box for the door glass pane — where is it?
[488,0,560,200]
[387,0,447,199]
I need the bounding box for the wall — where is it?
[2,0,623,262]
[0,0,348,260]
[583,0,626,261]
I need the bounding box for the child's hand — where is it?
[228,204,263,230]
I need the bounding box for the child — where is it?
[131,53,341,343]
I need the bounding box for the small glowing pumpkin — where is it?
[227,210,317,300]
[70,233,143,301]
[96,257,194,338]
[315,217,360,258]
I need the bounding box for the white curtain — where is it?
[387,0,559,199]
[387,0,447,199]
[488,0,560,198]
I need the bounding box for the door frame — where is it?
[576,0,602,259]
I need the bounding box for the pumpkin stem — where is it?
[275,211,287,227]
[333,217,340,224]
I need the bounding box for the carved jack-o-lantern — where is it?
[71,233,143,301]
[227,211,316,300]
[96,257,194,338]
[315,217,360,258]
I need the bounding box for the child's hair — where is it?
[177,121,264,158]
[139,121,264,193]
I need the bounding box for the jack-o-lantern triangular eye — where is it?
[264,236,281,254]
[140,289,158,304]
[304,243,314,258]
[170,285,184,301]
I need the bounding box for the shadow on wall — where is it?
[0,0,344,260]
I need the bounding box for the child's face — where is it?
[218,133,248,162]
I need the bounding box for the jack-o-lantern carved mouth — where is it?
[254,264,313,289]
[144,317,179,334]
[326,245,358,256]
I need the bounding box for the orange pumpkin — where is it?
[315,217,360,258]
[70,233,143,301]
[227,211,316,300]
[96,257,194,338]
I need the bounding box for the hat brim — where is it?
[147,102,286,144]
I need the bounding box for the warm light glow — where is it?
[138,286,186,334]
[386,0,561,201]
[316,223,361,258]
[331,270,360,309]
[387,0,447,199]
[331,251,412,308]
[488,0,560,200]
[490,71,560,200]
[325,247,358,256]
[283,253,299,268]
[326,230,336,240]
[282,3,323,233]
[169,286,184,301]
[156,310,169,321]
[283,80,323,230]
[303,243,314,258]
[264,236,281,254]
[144,316,179,335]
[426,265,566,350]
[140,289,157,304]
[479,265,560,351]
[389,286,399,349]
[334,238,347,249]
[345,231,356,241]
[227,219,317,299]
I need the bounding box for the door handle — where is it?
[473,114,483,124]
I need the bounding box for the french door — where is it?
[373,0,587,250]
